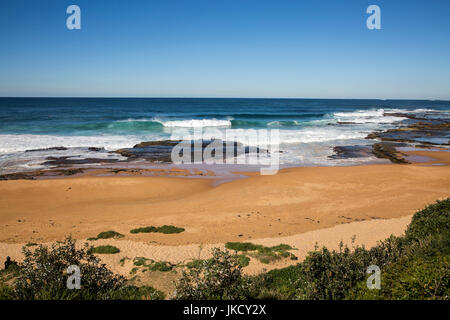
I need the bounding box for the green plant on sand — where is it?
[130,225,185,234]
[88,230,124,241]
[225,242,295,264]
[132,257,174,272]
[87,245,120,254]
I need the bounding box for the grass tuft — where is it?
[132,257,174,272]
[130,225,185,234]
[88,230,124,240]
[225,242,294,264]
[87,245,120,254]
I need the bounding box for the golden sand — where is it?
[0,150,448,283]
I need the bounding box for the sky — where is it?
[0,0,449,99]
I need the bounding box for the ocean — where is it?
[0,98,449,174]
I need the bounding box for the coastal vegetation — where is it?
[0,198,448,300]
[87,245,120,254]
[132,257,174,272]
[176,198,449,299]
[225,242,297,264]
[88,230,124,241]
[174,248,250,300]
[247,198,450,300]
[130,225,185,234]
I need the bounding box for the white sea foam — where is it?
[112,118,233,128]
[0,134,148,153]
[177,126,368,147]
[154,118,232,128]
[332,108,407,123]
[388,108,437,113]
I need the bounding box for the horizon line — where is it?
[1,96,449,102]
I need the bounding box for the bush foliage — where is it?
[174,248,250,300]
[87,245,120,254]
[225,242,295,264]
[13,237,125,299]
[175,198,449,300]
[130,225,185,234]
[0,237,164,300]
[88,230,124,241]
[247,198,450,300]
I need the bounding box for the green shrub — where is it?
[226,242,261,251]
[405,198,450,243]
[13,237,125,300]
[271,244,294,252]
[349,253,450,300]
[248,265,303,299]
[88,230,124,241]
[0,264,19,300]
[0,285,14,300]
[130,267,139,275]
[130,225,185,234]
[133,257,150,266]
[96,231,124,239]
[225,242,294,264]
[174,248,250,300]
[130,226,158,234]
[185,259,207,269]
[132,257,173,272]
[237,255,250,267]
[87,245,120,254]
[148,261,173,272]
[157,225,185,234]
[119,257,130,266]
[0,263,20,283]
[246,198,449,300]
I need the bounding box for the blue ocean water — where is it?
[0,98,449,172]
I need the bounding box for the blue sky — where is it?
[0,0,449,99]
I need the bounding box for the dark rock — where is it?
[0,168,84,180]
[25,146,68,152]
[56,168,84,176]
[42,157,118,166]
[329,145,373,160]
[383,112,427,120]
[366,118,449,147]
[0,172,37,180]
[133,140,181,148]
[114,140,265,163]
[371,142,410,164]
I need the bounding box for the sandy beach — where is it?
[0,150,448,248]
[0,146,449,296]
